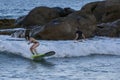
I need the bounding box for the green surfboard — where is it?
[32,51,55,61]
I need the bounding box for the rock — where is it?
[52,7,75,17]
[20,6,61,27]
[63,7,76,16]
[81,1,105,23]
[20,6,75,28]
[95,19,120,37]
[15,16,25,27]
[102,0,120,22]
[35,11,96,40]
[81,0,120,23]
[0,31,12,35]
[0,19,15,29]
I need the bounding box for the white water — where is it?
[0,35,120,59]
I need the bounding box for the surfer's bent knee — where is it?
[30,42,39,50]
[36,42,40,46]
[34,43,40,47]
[30,47,34,50]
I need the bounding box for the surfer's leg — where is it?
[32,43,39,55]
[30,47,35,55]
[30,44,37,55]
[34,49,38,55]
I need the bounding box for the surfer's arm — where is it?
[74,33,79,40]
[82,34,85,39]
[74,34,79,43]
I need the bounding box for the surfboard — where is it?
[32,51,55,61]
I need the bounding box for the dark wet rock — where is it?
[63,7,76,16]
[15,16,25,27]
[0,19,24,35]
[81,0,120,23]
[35,11,96,40]
[20,6,75,28]
[0,19,15,29]
[21,6,61,27]
[81,1,105,23]
[52,7,75,17]
[1,0,120,39]
[102,0,120,22]
[95,19,120,37]
[0,31,12,35]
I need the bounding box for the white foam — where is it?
[0,35,120,59]
[0,28,25,32]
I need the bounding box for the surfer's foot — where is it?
[32,53,36,55]
[34,53,38,55]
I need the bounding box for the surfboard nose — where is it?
[44,51,55,56]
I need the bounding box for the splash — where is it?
[0,35,120,59]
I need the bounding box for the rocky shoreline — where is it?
[0,0,120,40]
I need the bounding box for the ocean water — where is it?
[1,0,120,80]
[0,35,120,80]
[0,0,103,19]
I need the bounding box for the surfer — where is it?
[25,35,39,55]
[74,27,85,42]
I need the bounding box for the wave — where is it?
[0,35,120,59]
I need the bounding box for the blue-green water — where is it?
[1,0,120,80]
[1,52,120,80]
[0,35,120,80]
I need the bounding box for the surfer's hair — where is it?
[25,29,31,40]
[25,35,30,40]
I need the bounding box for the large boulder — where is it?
[35,11,97,40]
[0,19,15,29]
[21,6,61,27]
[81,1,105,23]
[18,6,75,28]
[102,0,120,22]
[95,19,120,37]
[81,0,120,23]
